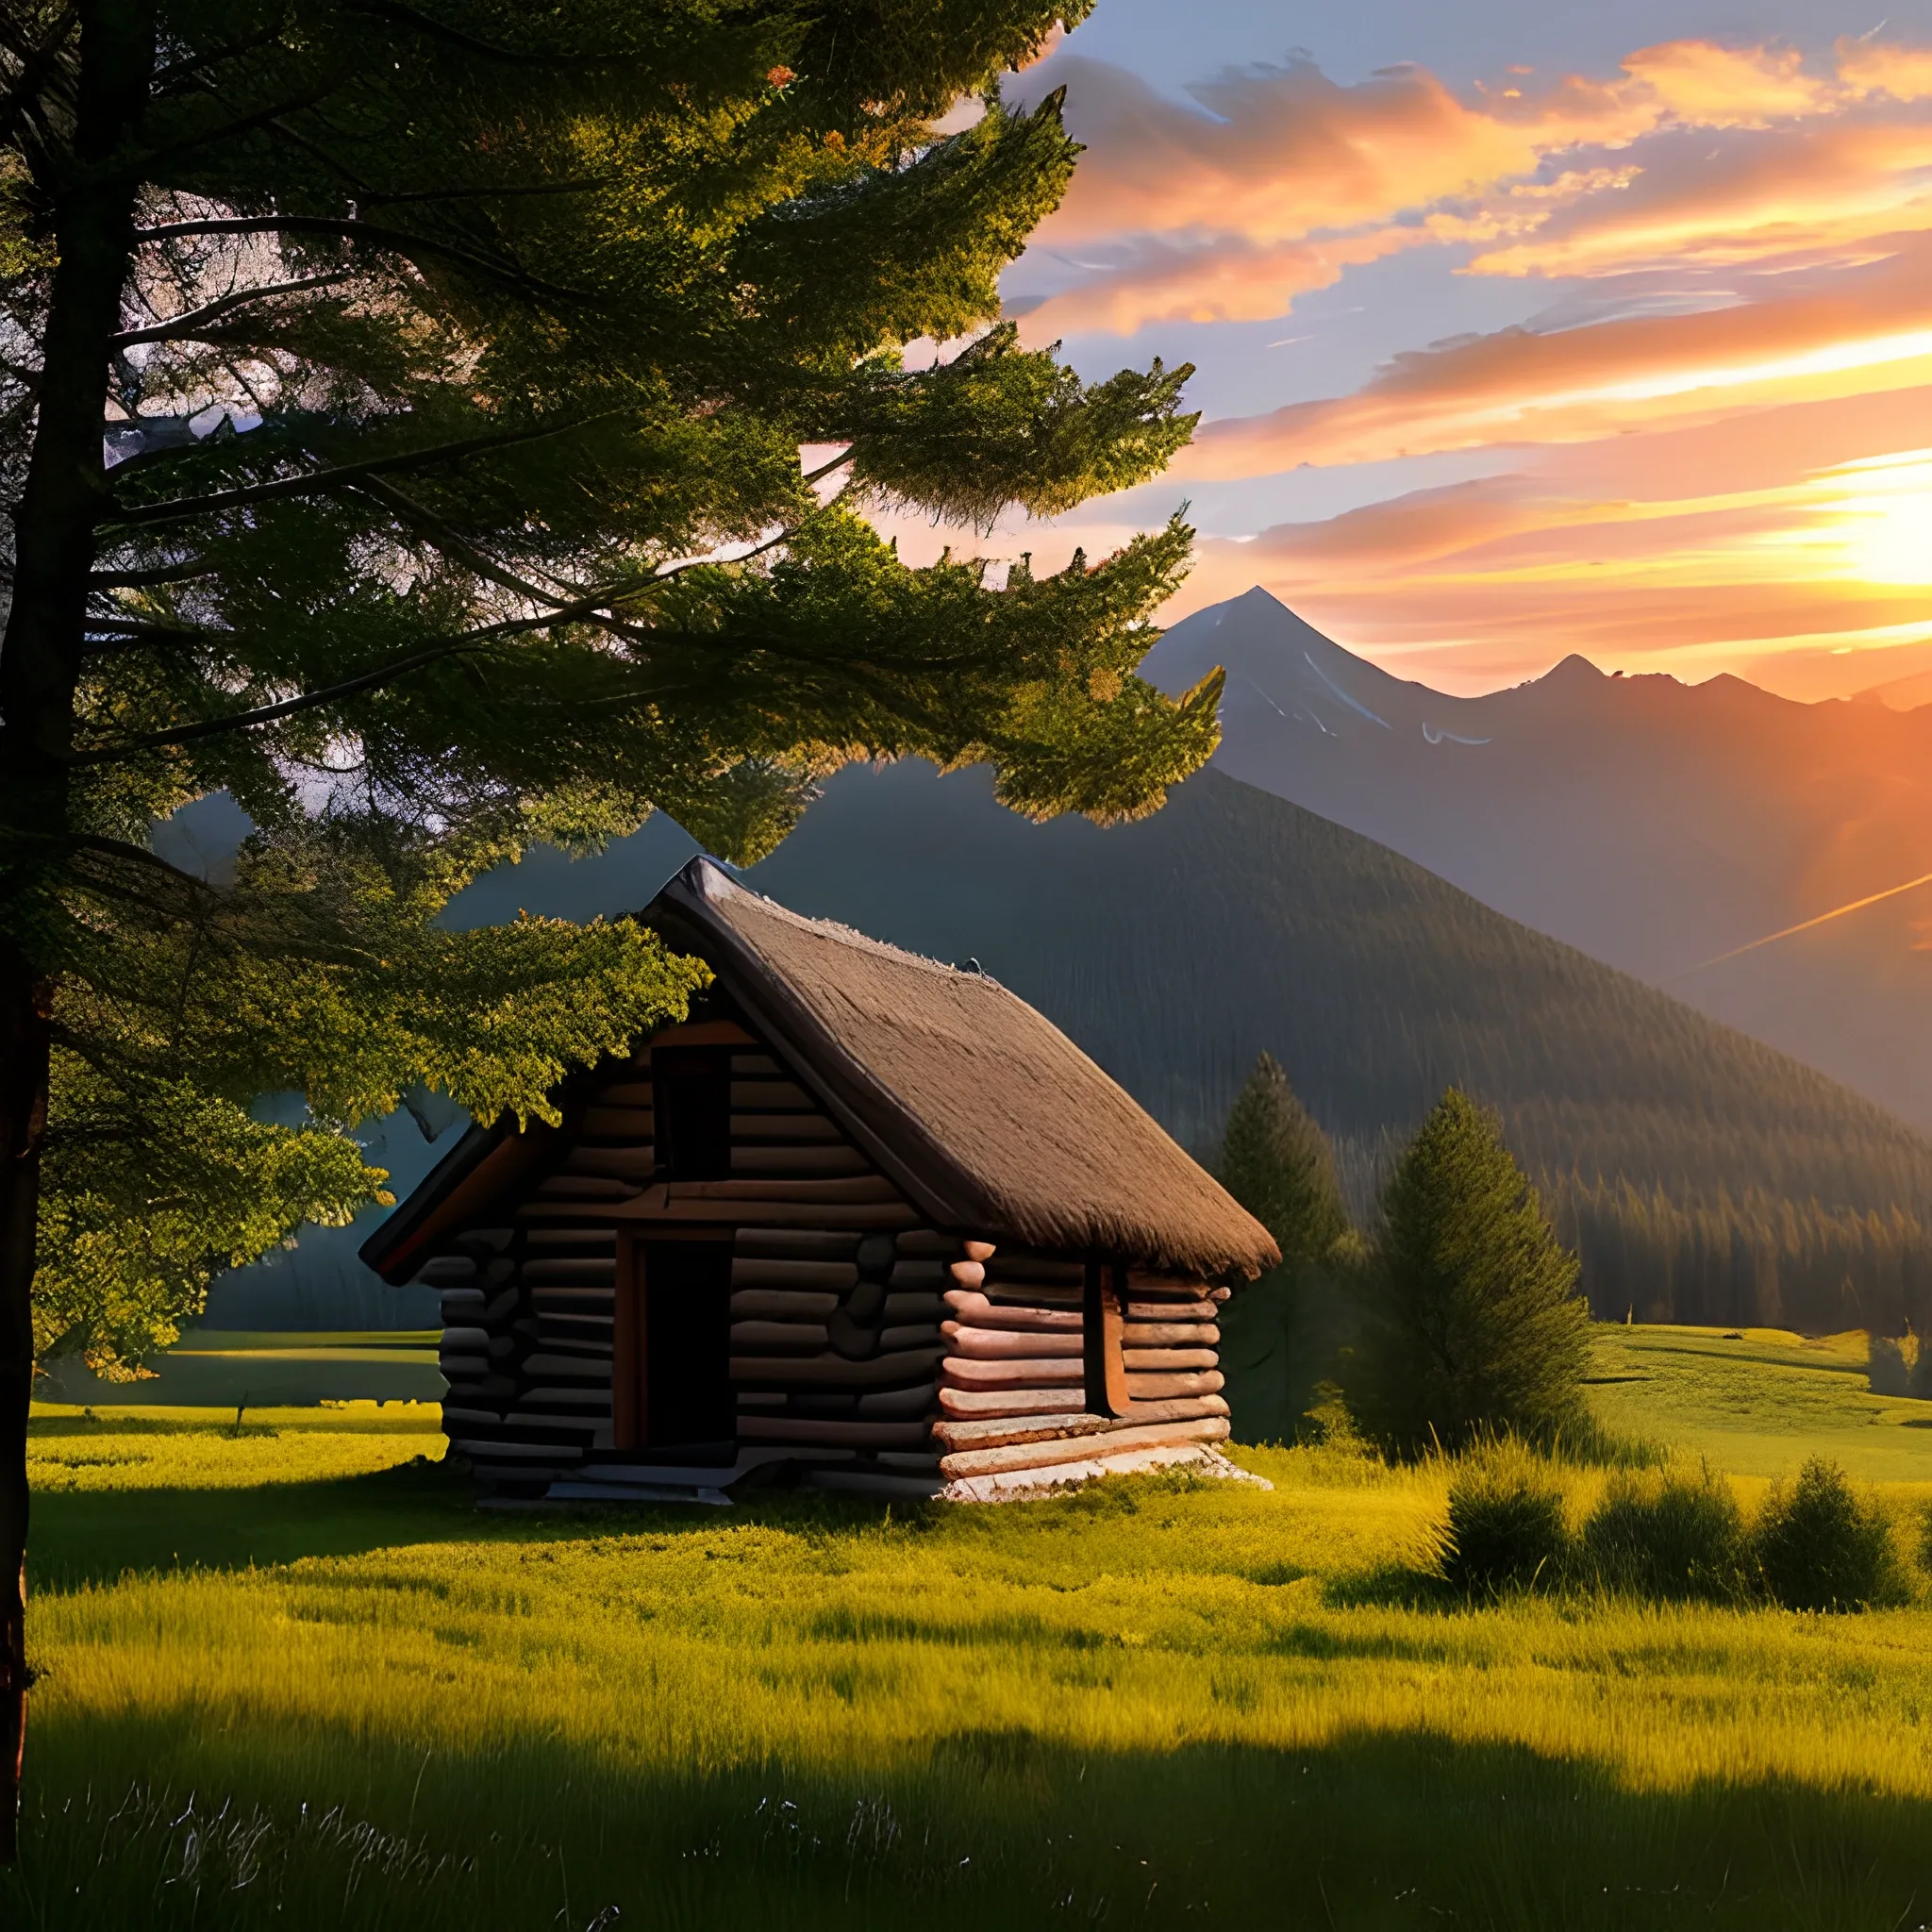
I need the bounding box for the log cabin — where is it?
[360,857,1279,1503]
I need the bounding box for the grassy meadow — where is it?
[8,1327,1932,1929]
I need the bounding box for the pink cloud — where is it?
[1175,241,1932,475]
[1013,228,1427,340]
[1010,38,1932,337]
[1026,56,1578,250]
[1464,118,1932,278]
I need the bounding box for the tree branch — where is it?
[132,214,593,305]
[360,176,614,208]
[109,410,618,528]
[342,0,622,68]
[650,486,853,583]
[150,24,288,93]
[65,592,641,762]
[136,82,341,175]
[89,560,216,588]
[0,3,79,156]
[354,472,583,608]
[109,272,353,348]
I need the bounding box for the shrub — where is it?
[1751,1457,1909,1612]
[1580,1464,1746,1603]
[1441,1445,1570,1596]
[1343,1089,1591,1455]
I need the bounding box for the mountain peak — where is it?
[1539,653,1607,687]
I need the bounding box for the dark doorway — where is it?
[653,1046,731,1180]
[613,1237,735,1457]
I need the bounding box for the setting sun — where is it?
[1825,451,1932,585]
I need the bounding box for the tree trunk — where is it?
[0,0,155,1862]
[0,948,49,1868]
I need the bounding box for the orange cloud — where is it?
[1158,389,1932,694]
[1177,244,1932,475]
[1837,39,1932,103]
[1013,38,1932,339]
[1014,228,1427,338]
[1620,39,1843,126]
[1465,120,1932,278]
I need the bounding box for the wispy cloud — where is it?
[941,30,1932,696]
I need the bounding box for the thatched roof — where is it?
[364,858,1278,1282]
[649,859,1277,1278]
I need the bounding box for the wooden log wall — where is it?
[415,1047,651,1494]
[413,1023,1241,1502]
[933,1253,1234,1497]
[414,1034,950,1495]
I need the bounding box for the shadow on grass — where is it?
[29,1459,478,1589]
[7,1708,1930,1930]
[28,1461,989,1590]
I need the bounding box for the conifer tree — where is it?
[1217,1051,1348,1273]
[0,0,1223,1847]
[1344,1089,1590,1455]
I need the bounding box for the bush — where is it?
[1580,1464,1746,1603]
[1751,1458,1908,1612]
[1441,1445,1570,1596]
[1344,1090,1591,1455]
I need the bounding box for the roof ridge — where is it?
[690,857,1006,989]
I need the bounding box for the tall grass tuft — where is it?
[1750,1457,1910,1612]
[1440,1441,1571,1596]
[1580,1463,1747,1603]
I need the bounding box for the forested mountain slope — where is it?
[1141,589,1932,1137]
[745,760,1932,1331]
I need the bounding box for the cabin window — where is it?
[1082,1262,1130,1417]
[612,1235,735,1457]
[652,1045,731,1180]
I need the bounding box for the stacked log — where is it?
[932,1251,1233,1492]
[421,1047,658,1493]
[729,1219,951,1486]
[1119,1267,1232,1410]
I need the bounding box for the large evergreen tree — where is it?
[0,0,1223,1847]
[1343,1089,1590,1455]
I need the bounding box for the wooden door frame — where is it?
[613,1224,735,1450]
[1082,1260,1131,1418]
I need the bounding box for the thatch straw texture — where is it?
[652,860,1277,1280]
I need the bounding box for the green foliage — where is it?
[1580,1464,1748,1603]
[1343,1090,1591,1455]
[1439,1441,1570,1595]
[1750,1457,1909,1612]
[1216,1052,1349,1273]
[1,0,1217,1372]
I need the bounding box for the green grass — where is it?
[8,1328,1932,1929]
[32,1329,443,1409]
[1588,1324,1932,1481]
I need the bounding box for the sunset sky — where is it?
[885,0,1932,698]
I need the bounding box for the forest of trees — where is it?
[1547,1177,1932,1338]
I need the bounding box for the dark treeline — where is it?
[1547,1177,1932,1338]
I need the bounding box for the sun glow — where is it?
[1820,450,1932,585]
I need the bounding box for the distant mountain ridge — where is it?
[1140,589,1932,1135]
